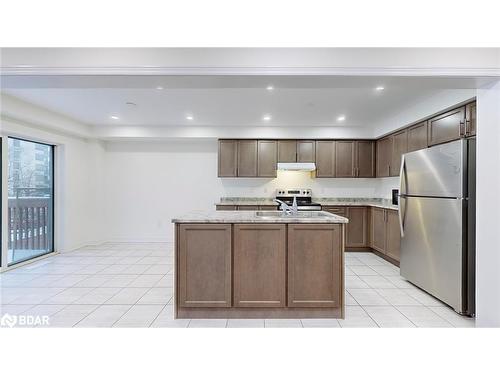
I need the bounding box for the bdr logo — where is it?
[1,313,50,328]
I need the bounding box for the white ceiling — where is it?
[1,75,487,128]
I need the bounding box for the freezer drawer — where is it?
[400,196,464,312]
[402,139,465,198]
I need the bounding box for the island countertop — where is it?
[171,210,348,224]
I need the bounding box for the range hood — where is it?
[277,162,316,171]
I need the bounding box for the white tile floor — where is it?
[0,243,475,328]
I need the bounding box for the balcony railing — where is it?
[8,196,52,251]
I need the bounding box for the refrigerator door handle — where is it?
[398,155,406,237]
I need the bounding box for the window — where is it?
[8,138,55,265]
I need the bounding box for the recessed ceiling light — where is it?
[375,86,385,91]
[263,115,272,121]
[266,85,274,91]
[337,115,346,121]
[186,115,194,120]
[110,115,119,120]
[156,86,164,90]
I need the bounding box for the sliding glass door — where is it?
[8,137,54,265]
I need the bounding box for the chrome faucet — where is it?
[273,196,298,215]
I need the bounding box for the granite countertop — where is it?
[172,210,348,224]
[216,197,398,211]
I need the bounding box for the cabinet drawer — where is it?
[216,205,237,211]
[238,205,260,211]
[323,206,347,216]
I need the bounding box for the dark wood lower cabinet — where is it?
[177,224,232,307]
[368,207,401,264]
[176,222,344,318]
[345,207,368,248]
[233,224,286,307]
[370,207,387,253]
[287,224,342,308]
[385,210,401,262]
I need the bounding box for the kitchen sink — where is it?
[255,211,331,218]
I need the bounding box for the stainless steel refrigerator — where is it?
[399,138,475,316]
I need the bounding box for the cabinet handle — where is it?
[459,121,465,137]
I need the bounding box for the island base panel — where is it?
[177,307,344,319]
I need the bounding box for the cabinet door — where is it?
[238,205,259,210]
[376,137,392,177]
[216,205,237,211]
[218,140,237,177]
[466,102,476,137]
[428,106,466,146]
[288,224,342,307]
[233,224,286,307]
[315,141,335,177]
[257,140,277,177]
[391,130,408,177]
[335,141,355,177]
[178,224,232,307]
[355,141,375,177]
[370,207,386,253]
[345,207,368,248]
[385,210,401,262]
[407,122,428,152]
[237,140,258,177]
[297,140,316,162]
[278,140,297,162]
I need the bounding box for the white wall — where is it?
[103,140,399,242]
[475,80,500,327]
[0,110,105,253]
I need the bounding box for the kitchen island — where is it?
[172,210,348,319]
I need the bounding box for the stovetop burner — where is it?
[275,188,322,211]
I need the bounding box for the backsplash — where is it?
[219,170,400,199]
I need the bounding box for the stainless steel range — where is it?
[275,189,322,211]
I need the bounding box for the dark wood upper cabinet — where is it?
[297,140,316,163]
[237,140,258,177]
[376,137,392,177]
[391,130,408,177]
[466,102,476,137]
[218,101,475,179]
[288,224,342,308]
[355,141,375,178]
[428,106,466,146]
[315,141,335,177]
[177,224,232,308]
[345,207,368,248]
[233,224,286,307]
[370,207,386,253]
[257,140,277,177]
[335,141,355,177]
[407,122,428,152]
[385,210,401,262]
[277,140,297,162]
[218,140,238,177]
